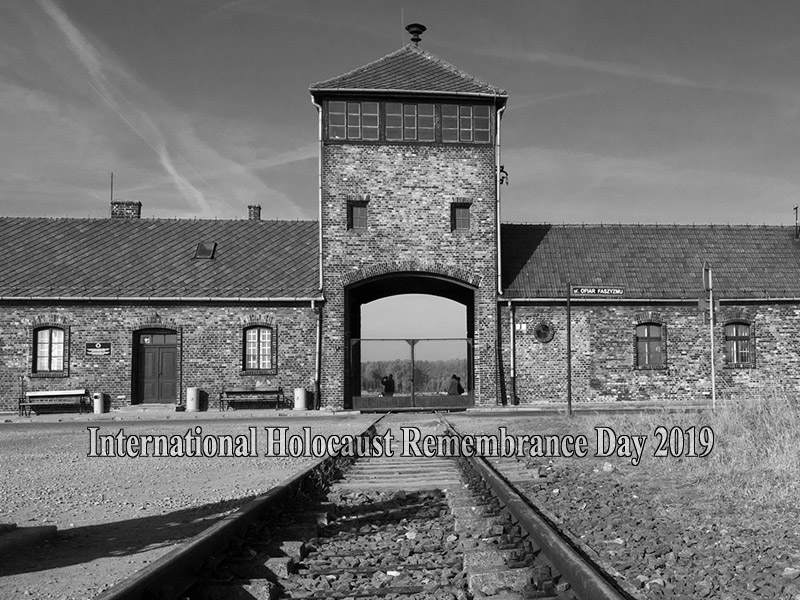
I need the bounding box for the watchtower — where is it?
[309,24,508,408]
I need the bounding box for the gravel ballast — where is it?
[448,414,800,600]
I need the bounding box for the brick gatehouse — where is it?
[3,25,800,412]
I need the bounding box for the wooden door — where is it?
[136,331,177,404]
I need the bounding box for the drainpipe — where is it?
[310,95,323,409]
[508,300,517,405]
[310,95,324,293]
[496,103,506,296]
[312,299,322,409]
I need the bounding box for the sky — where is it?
[4,1,800,336]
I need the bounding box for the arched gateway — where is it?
[346,271,475,409]
[310,25,508,409]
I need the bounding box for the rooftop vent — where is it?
[248,205,262,221]
[405,23,426,46]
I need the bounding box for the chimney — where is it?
[248,204,262,221]
[110,200,142,219]
[406,23,426,46]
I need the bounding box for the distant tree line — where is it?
[360,359,468,395]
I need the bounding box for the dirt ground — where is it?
[0,413,375,599]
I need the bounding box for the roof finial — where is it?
[405,23,426,46]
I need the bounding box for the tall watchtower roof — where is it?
[310,35,507,103]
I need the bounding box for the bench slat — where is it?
[25,389,88,398]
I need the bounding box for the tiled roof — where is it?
[0,218,320,300]
[502,224,800,299]
[310,44,507,98]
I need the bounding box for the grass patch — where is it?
[574,393,800,507]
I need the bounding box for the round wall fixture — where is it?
[533,320,555,343]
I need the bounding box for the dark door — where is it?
[136,331,177,404]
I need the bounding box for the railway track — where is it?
[96,413,639,600]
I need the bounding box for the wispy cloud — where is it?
[35,0,215,215]
[31,0,310,220]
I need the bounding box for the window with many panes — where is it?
[386,103,435,141]
[326,101,492,143]
[34,327,65,373]
[328,101,379,140]
[442,104,490,143]
[451,203,470,231]
[244,326,276,373]
[635,323,665,369]
[725,322,752,366]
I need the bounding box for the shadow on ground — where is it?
[0,496,258,577]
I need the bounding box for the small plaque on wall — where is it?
[86,342,111,356]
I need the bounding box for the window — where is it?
[194,242,216,259]
[386,103,435,141]
[442,104,491,143]
[34,327,65,373]
[635,323,665,369]
[328,101,379,140]
[244,326,275,372]
[326,101,491,143]
[347,201,368,230]
[725,322,752,365]
[451,203,470,231]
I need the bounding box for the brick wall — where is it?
[0,301,317,411]
[320,142,499,408]
[499,302,800,403]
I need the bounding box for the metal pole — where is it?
[509,301,517,405]
[710,285,716,411]
[567,284,572,417]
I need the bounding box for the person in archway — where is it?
[447,374,464,395]
[381,374,395,396]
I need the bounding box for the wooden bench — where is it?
[219,387,291,411]
[19,389,90,417]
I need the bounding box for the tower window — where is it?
[442,104,491,143]
[329,101,379,140]
[386,103,435,141]
[451,203,471,231]
[348,201,368,230]
[326,101,490,144]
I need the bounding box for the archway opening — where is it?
[345,274,474,410]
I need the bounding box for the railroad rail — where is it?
[95,413,639,600]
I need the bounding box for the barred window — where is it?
[725,322,752,365]
[635,323,665,369]
[34,327,65,373]
[244,326,274,371]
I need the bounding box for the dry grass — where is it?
[571,392,800,507]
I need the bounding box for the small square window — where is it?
[195,242,217,259]
[451,203,470,231]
